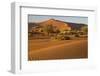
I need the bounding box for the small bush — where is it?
[51,35,71,40]
[74,34,80,37]
[63,36,71,40]
[51,36,57,40]
[28,32,32,37]
[56,35,63,40]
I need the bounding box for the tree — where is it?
[43,24,54,35]
[81,26,88,34]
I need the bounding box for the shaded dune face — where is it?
[39,19,71,31]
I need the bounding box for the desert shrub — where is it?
[63,36,71,40]
[80,35,88,38]
[28,32,32,37]
[74,34,80,37]
[51,34,71,40]
[70,31,77,35]
[51,36,57,40]
[56,35,63,40]
[78,31,84,35]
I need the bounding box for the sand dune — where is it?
[28,39,88,60]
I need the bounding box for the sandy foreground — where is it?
[28,38,88,60]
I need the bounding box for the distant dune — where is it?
[28,18,87,32]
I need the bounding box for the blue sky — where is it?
[28,15,88,24]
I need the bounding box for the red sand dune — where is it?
[28,39,88,60]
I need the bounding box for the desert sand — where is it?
[28,38,88,60]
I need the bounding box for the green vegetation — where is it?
[81,26,88,34]
[42,24,54,35]
[29,23,88,40]
[74,34,80,37]
[51,34,71,40]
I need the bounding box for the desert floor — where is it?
[28,38,88,61]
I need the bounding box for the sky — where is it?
[28,15,88,25]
